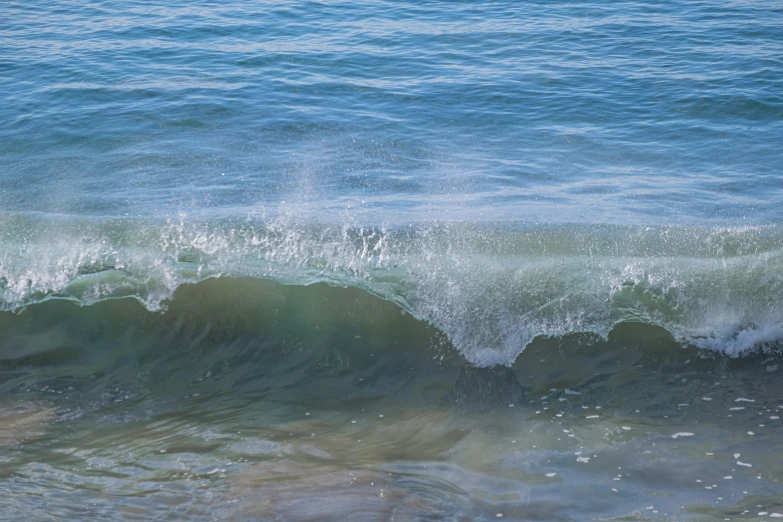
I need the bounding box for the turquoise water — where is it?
[2,0,783,520]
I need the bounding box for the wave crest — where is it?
[1,211,782,365]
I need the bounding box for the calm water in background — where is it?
[3,0,782,222]
[2,0,783,520]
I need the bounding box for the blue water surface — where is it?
[1,0,782,223]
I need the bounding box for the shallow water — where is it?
[1,280,783,520]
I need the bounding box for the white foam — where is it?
[689,325,783,357]
[3,217,783,366]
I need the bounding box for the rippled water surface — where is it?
[2,0,783,520]
[2,283,783,520]
[3,0,782,222]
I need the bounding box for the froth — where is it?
[1,212,782,365]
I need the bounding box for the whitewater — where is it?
[2,0,783,519]
[2,211,782,366]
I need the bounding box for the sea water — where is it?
[1,0,782,520]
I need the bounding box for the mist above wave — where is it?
[1,211,782,365]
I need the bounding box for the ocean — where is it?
[1,0,782,519]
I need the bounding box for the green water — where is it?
[1,279,782,520]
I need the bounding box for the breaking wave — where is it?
[1,211,782,366]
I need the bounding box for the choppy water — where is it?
[2,0,783,519]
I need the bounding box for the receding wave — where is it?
[1,211,782,366]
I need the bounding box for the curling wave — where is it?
[1,211,782,366]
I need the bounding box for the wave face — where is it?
[1,211,782,366]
